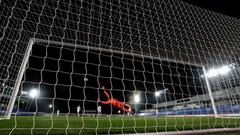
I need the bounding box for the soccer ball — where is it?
[84,78,88,81]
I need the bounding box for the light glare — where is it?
[134,94,140,103]
[29,89,38,98]
[219,66,230,75]
[155,91,160,97]
[205,65,232,78]
[206,69,218,78]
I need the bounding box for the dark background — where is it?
[181,0,240,19]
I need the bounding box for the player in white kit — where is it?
[77,105,81,117]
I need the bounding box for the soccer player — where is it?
[57,109,60,117]
[76,105,81,117]
[128,107,132,116]
[97,106,102,115]
[98,86,132,113]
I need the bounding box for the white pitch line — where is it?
[124,128,240,135]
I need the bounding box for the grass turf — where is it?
[0,116,240,135]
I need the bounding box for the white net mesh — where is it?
[1,0,240,134]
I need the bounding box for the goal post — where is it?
[202,66,218,117]
[4,39,35,119]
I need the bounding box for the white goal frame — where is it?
[4,38,218,119]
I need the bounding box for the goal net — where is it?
[1,0,240,134]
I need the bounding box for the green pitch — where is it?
[0,115,240,135]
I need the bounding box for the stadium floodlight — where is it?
[219,65,231,75]
[29,89,39,98]
[204,65,232,78]
[155,89,168,97]
[229,63,236,68]
[205,69,218,78]
[134,94,140,103]
[49,104,53,108]
[134,94,140,115]
[155,91,160,97]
